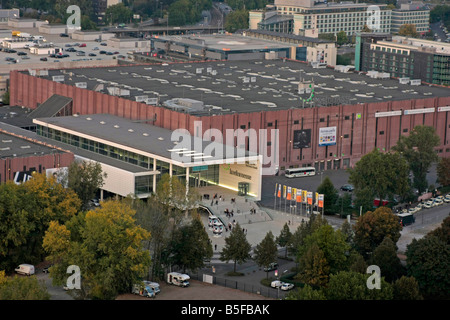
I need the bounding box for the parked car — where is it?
[100,42,107,46]
[270,280,283,288]
[17,51,27,55]
[60,33,69,37]
[22,55,30,59]
[444,194,450,203]
[42,264,53,273]
[433,199,443,206]
[88,53,96,56]
[79,43,86,47]
[106,51,113,55]
[280,283,294,291]
[40,57,48,61]
[263,262,278,272]
[340,184,354,192]
[90,199,100,207]
[99,50,106,54]
[93,47,99,50]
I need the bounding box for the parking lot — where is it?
[0,28,135,66]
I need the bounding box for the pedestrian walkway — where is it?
[197,185,310,253]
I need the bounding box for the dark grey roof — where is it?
[0,121,148,173]
[243,29,334,44]
[0,124,67,159]
[25,59,450,115]
[27,94,72,119]
[33,114,258,166]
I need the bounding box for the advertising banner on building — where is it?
[278,184,282,198]
[287,186,292,200]
[318,126,337,146]
[283,185,287,199]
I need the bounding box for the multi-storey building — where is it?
[249,0,392,37]
[356,33,450,86]
[391,2,430,34]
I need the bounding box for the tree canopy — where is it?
[220,222,252,273]
[353,206,402,257]
[348,148,410,205]
[43,200,151,300]
[392,125,441,194]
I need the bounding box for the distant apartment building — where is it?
[391,2,430,34]
[94,0,122,22]
[249,0,392,37]
[0,8,19,24]
[355,33,450,86]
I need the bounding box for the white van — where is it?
[15,264,35,276]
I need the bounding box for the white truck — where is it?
[167,272,190,287]
[18,32,31,38]
[14,264,35,276]
[132,282,155,298]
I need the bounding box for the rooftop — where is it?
[0,125,66,159]
[25,59,450,115]
[154,34,290,52]
[33,114,259,166]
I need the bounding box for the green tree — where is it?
[336,193,353,218]
[348,251,367,274]
[353,206,402,257]
[370,237,405,283]
[224,9,249,33]
[106,2,133,25]
[437,157,450,187]
[128,197,170,281]
[392,276,423,300]
[316,176,338,215]
[2,90,9,105]
[285,284,326,300]
[169,215,213,273]
[0,173,81,270]
[0,275,50,300]
[60,160,106,210]
[276,223,292,258]
[349,148,410,206]
[406,235,450,299]
[220,222,252,273]
[43,200,151,300]
[326,271,393,300]
[253,231,278,279]
[299,224,350,275]
[336,31,348,45]
[287,215,328,258]
[296,243,330,287]
[398,24,419,38]
[392,125,441,194]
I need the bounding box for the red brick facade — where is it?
[9,70,450,171]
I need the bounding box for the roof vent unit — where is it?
[335,65,355,73]
[399,77,410,84]
[52,75,64,82]
[135,95,148,102]
[75,82,87,89]
[264,51,278,60]
[410,79,421,86]
[298,80,314,95]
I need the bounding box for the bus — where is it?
[285,167,316,178]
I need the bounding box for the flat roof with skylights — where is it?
[26,59,450,116]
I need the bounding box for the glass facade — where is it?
[37,125,154,170]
